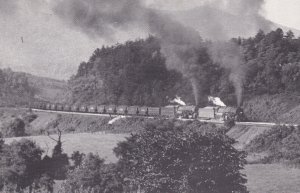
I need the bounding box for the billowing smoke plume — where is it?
[209,42,246,106]
[145,11,205,105]
[53,0,205,105]
[52,0,267,106]
[53,0,145,40]
[171,0,271,40]
[208,0,265,16]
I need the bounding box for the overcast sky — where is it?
[0,0,299,80]
[146,0,300,30]
[265,0,300,30]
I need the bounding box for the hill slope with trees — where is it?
[68,28,300,123]
[68,36,199,106]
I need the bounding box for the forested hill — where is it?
[0,68,67,107]
[239,29,300,95]
[69,29,300,122]
[68,37,197,106]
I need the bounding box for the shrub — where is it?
[1,118,26,137]
[61,153,123,193]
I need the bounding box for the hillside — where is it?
[0,68,34,107]
[68,29,300,122]
[0,68,68,107]
[243,93,300,124]
[25,73,68,103]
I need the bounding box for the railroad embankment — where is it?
[2,107,300,167]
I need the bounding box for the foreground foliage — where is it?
[0,139,46,192]
[62,153,123,193]
[0,131,69,193]
[114,120,248,193]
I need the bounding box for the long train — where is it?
[31,102,245,122]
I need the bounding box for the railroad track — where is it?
[31,108,299,127]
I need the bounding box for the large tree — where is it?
[114,120,248,193]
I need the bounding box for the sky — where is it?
[0,0,299,80]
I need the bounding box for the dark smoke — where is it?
[53,0,267,106]
[146,10,205,105]
[209,42,246,106]
[173,0,271,41]
[53,0,205,105]
[53,0,145,39]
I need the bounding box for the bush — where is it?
[1,118,26,137]
[61,153,123,193]
[114,120,248,193]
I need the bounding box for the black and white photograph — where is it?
[0,0,300,192]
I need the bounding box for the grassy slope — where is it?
[227,125,271,150]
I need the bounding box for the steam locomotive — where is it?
[31,102,245,122]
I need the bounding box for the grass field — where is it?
[4,132,128,163]
[245,164,300,193]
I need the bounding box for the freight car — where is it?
[30,102,245,122]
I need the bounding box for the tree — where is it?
[61,153,123,193]
[47,129,69,180]
[71,151,85,168]
[114,120,248,193]
[0,139,44,193]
